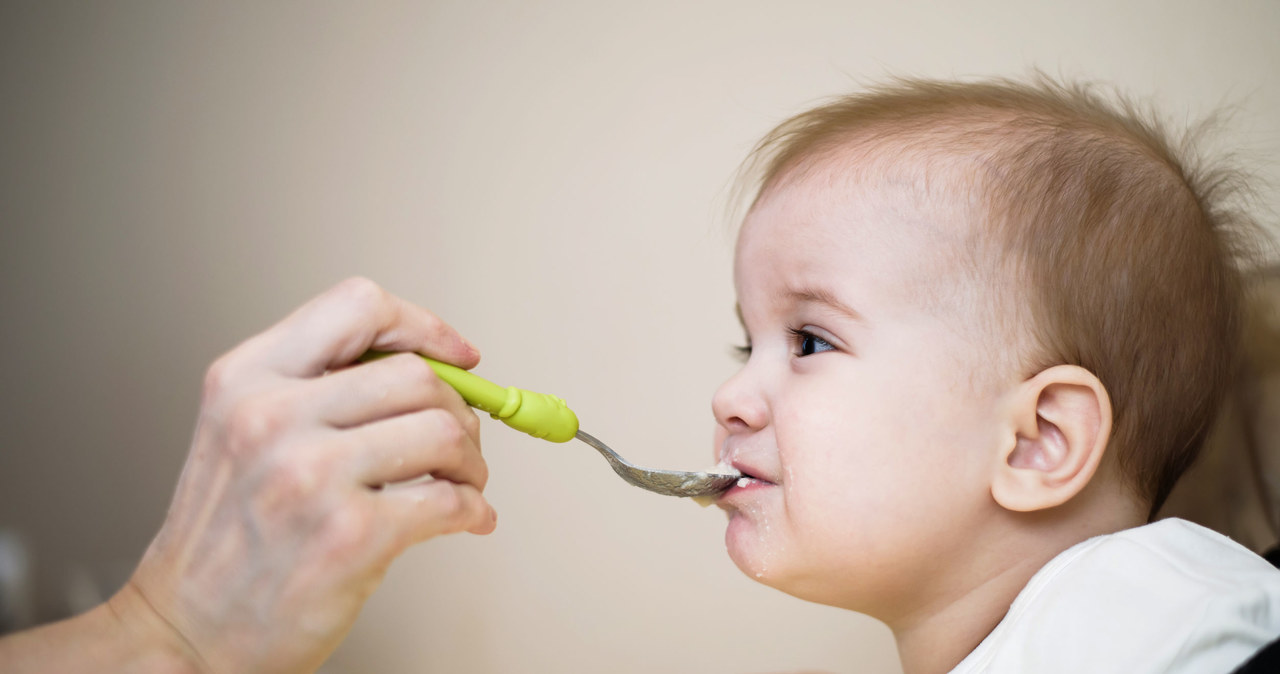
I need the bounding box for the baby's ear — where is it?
[991,365,1113,512]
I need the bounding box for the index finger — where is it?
[237,277,480,378]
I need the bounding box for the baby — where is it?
[710,77,1280,674]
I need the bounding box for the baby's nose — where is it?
[711,367,768,433]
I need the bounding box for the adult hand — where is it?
[114,277,494,672]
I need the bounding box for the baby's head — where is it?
[712,76,1255,622]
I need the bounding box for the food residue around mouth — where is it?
[690,458,743,507]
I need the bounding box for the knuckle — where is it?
[334,276,387,314]
[432,409,467,447]
[419,311,447,338]
[201,355,236,403]
[335,276,384,301]
[472,457,490,491]
[247,451,328,533]
[391,352,437,383]
[264,455,323,503]
[328,277,388,328]
[435,486,469,530]
[461,408,481,438]
[423,411,468,468]
[324,504,374,556]
[421,410,485,488]
[224,391,294,453]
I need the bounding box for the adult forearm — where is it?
[0,582,203,674]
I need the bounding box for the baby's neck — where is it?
[891,543,1056,674]
[889,496,1145,674]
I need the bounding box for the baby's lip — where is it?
[729,458,778,485]
[714,459,778,511]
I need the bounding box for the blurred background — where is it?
[1,1,1278,672]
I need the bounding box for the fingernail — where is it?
[462,337,480,357]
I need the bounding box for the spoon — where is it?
[360,353,740,498]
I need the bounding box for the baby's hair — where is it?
[737,74,1271,517]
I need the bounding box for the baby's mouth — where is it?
[729,461,776,488]
[714,464,776,511]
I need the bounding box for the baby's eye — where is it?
[789,327,835,357]
[732,342,753,363]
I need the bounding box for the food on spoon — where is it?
[691,459,740,507]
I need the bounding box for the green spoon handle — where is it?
[359,351,579,443]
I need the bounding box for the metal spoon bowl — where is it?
[574,430,740,498]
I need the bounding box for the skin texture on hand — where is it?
[0,278,496,674]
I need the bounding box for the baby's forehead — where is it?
[739,133,1013,341]
[745,155,972,281]
[752,135,991,248]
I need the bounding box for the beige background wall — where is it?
[2,2,1277,672]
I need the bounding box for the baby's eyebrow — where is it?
[783,286,864,322]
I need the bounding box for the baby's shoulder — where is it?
[951,519,1280,674]
[1084,518,1280,588]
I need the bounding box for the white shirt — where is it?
[949,518,1280,674]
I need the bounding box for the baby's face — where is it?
[713,159,1013,616]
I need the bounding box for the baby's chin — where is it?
[725,530,860,611]
[723,507,850,607]
[724,506,788,584]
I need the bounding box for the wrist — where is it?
[105,580,209,674]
